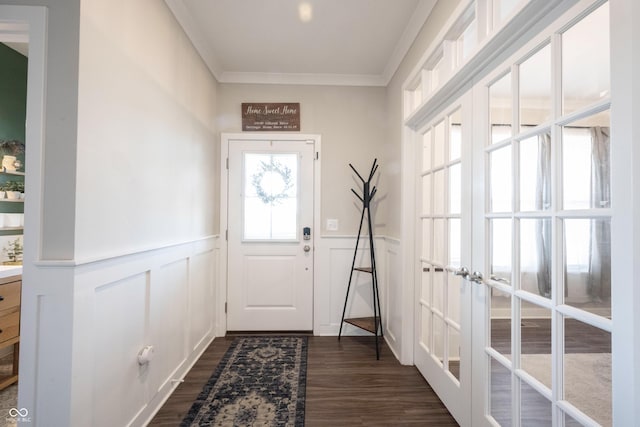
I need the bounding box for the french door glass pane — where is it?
[490,73,512,144]
[422,174,432,214]
[490,287,512,359]
[433,270,444,314]
[449,164,462,214]
[490,218,512,284]
[520,301,552,387]
[243,153,298,240]
[433,219,446,264]
[434,170,446,214]
[421,264,432,305]
[564,316,612,426]
[449,218,461,267]
[520,379,552,426]
[563,218,611,314]
[447,272,461,325]
[447,326,461,381]
[562,110,611,210]
[519,133,551,212]
[520,218,551,299]
[422,219,432,259]
[421,305,431,351]
[449,109,462,160]
[490,357,513,425]
[433,315,445,363]
[423,130,432,170]
[490,146,512,212]
[495,0,521,24]
[520,44,552,130]
[434,120,446,166]
[562,2,610,115]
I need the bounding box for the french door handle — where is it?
[468,271,484,284]
[453,267,469,278]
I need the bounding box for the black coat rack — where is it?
[338,159,383,359]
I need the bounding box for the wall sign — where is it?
[242,103,300,131]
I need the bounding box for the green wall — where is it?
[0,43,27,232]
[0,43,27,146]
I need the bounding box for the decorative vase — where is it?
[1,155,16,172]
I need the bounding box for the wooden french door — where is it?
[472,2,613,425]
[414,91,473,426]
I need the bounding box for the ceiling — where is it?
[165,0,437,86]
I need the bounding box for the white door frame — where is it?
[0,5,47,418]
[219,133,321,335]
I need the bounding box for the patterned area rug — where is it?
[182,336,308,427]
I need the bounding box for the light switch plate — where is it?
[326,219,338,231]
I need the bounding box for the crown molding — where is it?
[164,0,223,79]
[381,0,437,85]
[218,71,387,87]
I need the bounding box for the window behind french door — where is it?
[478,1,613,425]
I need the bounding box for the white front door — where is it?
[227,138,315,331]
[414,92,473,426]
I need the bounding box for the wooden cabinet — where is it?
[0,274,20,390]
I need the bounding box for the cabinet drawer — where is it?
[0,281,20,312]
[0,311,19,343]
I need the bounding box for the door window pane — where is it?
[520,218,552,299]
[421,263,432,305]
[433,170,446,215]
[422,174,432,215]
[562,2,610,115]
[490,73,512,144]
[520,301,552,387]
[449,164,462,215]
[520,133,551,212]
[422,130,432,170]
[243,153,298,240]
[562,110,611,210]
[447,272,461,325]
[433,219,446,264]
[447,326,461,381]
[449,218,461,268]
[421,305,431,351]
[422,219,432,260]
[449,109,462,161]
[521,378,552,426]
[564,316,611,426]
[490,146,513,212]
[520,44,552,131]
[490,357,513,426]
[434,120,446,166]
[563,218,611,315]
[490,287,512,359]
[491,219,512,285]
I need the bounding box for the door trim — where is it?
[219,133,322,335]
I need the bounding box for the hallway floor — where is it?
[149,335,458,426]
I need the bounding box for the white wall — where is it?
[217,83,387,237]
[76,0,217,259]
[10,0,220,425]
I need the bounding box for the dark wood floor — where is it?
[149,335,458,426]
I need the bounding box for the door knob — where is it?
[303,245,311,252]
[469,271,484,284]
[454,267,469,278]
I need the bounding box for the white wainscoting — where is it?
[313,236,405,361]
[19,236,220,427]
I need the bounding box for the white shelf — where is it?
[0,168,24,176]
[0,199,23,203]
